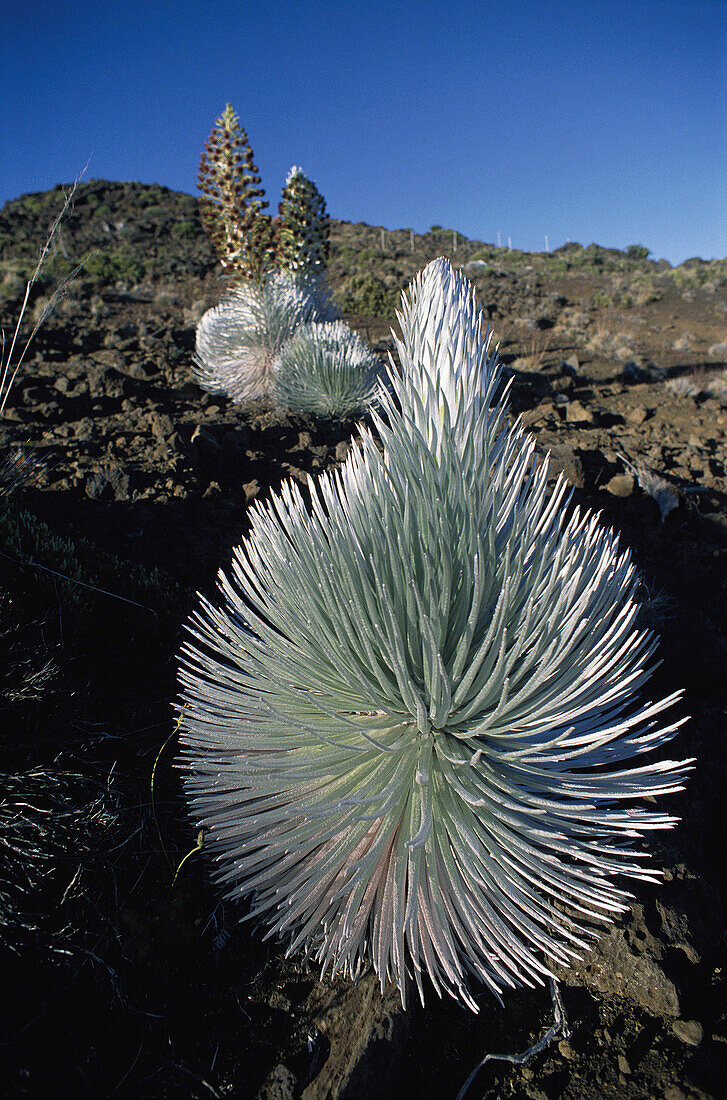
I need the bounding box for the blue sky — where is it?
[2,0,725,264]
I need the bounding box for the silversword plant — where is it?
[194,114,338,403]
[277,166,336,319]
[273,320,381,419]
[179,258,689,1010]
[192,272,320,403]
[277,167,329,278]
[198,104,276,283]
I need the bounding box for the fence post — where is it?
[507,236,512,251]
[410,227,414,252]
[453,229,458,252]
[545,234,550,253]
[380,228,386,251]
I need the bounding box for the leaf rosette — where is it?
[179,259,689,1009]
[192,272,320,403]
[273,319,381,419]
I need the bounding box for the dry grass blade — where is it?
[1,165,92,498]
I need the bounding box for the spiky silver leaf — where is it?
[273,320,381,419]
[178,258,690,1011]
[289,271,339,323]
[0,447,42,498]
[192,272,320,403]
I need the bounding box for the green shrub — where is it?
[626,244,651,261]
[39,253,74,284]
[335,273,398,317]
[84,246,144,282]
[140,185,165,206]
[171,220,196,239]
[21,194,48,215]
[468,249,494,264]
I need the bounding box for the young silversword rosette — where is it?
[192,271,320,403]
[273,319,381,419]
[178,258,690,1011]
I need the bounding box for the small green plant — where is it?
[625,244,651,261]
[335,272,398,317]
[139,184,166,206]
[21,193,48,215]
[0,262,26,302]
[83,245,143,283]
[171,220,196,240]
[627,273,661,306]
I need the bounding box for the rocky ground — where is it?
[1,181,726,1098]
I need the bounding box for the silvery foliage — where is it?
[294,270,338,324]
[0,448,41,498]
[273,320,381,419]
[178,258,690,1011]
[193,270,333,403]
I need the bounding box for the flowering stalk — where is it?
[277,166,329,280]
[197,104,276,282]
[178,259,690,1010]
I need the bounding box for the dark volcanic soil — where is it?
[1,181,726,1099]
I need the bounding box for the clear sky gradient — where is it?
[2,0,725,264]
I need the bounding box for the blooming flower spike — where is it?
[178,258,691,1010]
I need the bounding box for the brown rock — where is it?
[563,400,594,424]
[546,444,585,487]
[625,405,648,425]
[604,473,635,497]
[259,1063,297,1100]
[558,1039,575,1060]
[577,925,680,1016]
[672,1019,703,1047]
[302,973,408,1100]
